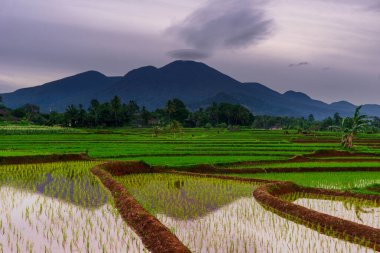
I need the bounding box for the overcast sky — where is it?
[0,0,379,105]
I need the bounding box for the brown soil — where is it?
[0,153,90,165]
[91,165,191,253]
[293,139,380,144]
[106,153,289,158]
[226,166,380,174]
[253,182,380,251]
[166,164,380,175]
[96,161,380,251]
[304,150,376,158]
[167,170,277,184]
[217,157,380,168]
[292,139,338,143]
[102,162,274,184]
[100,161,157,176]
[210,149,379,169]
[368,185,380,193]
[299,186,380,202]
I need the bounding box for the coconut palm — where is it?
[165,100,176,121]
[152,126,161,137]
[340,106,369,149]
[89,99,100,126]
[168,120,182,138]
[110,96,121,125]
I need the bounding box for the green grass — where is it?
[115,155,287,166]
[0,128,354,166]
[1,127,380,167]
[228,171,380,194]
[227,161,380,169]
[0,124,83,134]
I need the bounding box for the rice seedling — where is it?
[281,192,380,228]
[0,162,148,253]
[0,125,81,135]
[118,173,376,252]
[231,172,380,191]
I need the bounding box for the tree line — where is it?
[1,95,379,132]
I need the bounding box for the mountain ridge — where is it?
[1,60,379,119]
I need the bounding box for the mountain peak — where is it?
[283,90,311,100]
[3,60,380,118]
[75,70,106,78]
[165,60,205,66]
[160,60,210,72]
[330,101,355,106]
[124,66,158,77]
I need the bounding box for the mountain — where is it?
[1,60,380,119]
[1,71,122,111]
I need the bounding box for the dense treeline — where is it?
[1,95,379,132]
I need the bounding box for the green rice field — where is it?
[1,126,380,252]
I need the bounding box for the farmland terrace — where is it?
[1,127,380,252]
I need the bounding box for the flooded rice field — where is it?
[0,162,148,253]
[118,173,375,253]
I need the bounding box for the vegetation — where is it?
[116,173,257,219]
[117,173,376,253]
[339,106,369,148]
[1,127,380,252]
[3,97,380,134]
[229,172,380,192]
[284,193,380,228]
[0,162,147,253]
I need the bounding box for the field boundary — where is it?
[98,161,380,251]
[160,150,380,174]
[91,163,191,253]
[253,182,380,251]
[0,153,90,165]
[168,164,380,174]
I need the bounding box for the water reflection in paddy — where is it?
[118,173,375,253]
[0,162,148,253]
[293,197,380,229]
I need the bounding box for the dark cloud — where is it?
[369,3,380,11]
[0,14,170,79]
[167,49,210,60]
[167,0,273,55]
[288,62,309,67]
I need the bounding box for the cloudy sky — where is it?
[0,0,379,105]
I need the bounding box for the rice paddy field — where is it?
[1,126,380,252]
[0,162,148,253]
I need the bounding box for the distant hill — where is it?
[1,60,379,119]
[1,71,122,112]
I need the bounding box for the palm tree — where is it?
[168,120,182,138]
[152,126,161,137]
[110,96,121,125]
[90,99,100,126]
[340,106,369,149]
[165,100,176,121]
[65,104,79,127]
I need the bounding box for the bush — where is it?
[204,123,212,129]
[216,123,227,128]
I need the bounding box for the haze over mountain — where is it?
[1,61,379,119]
